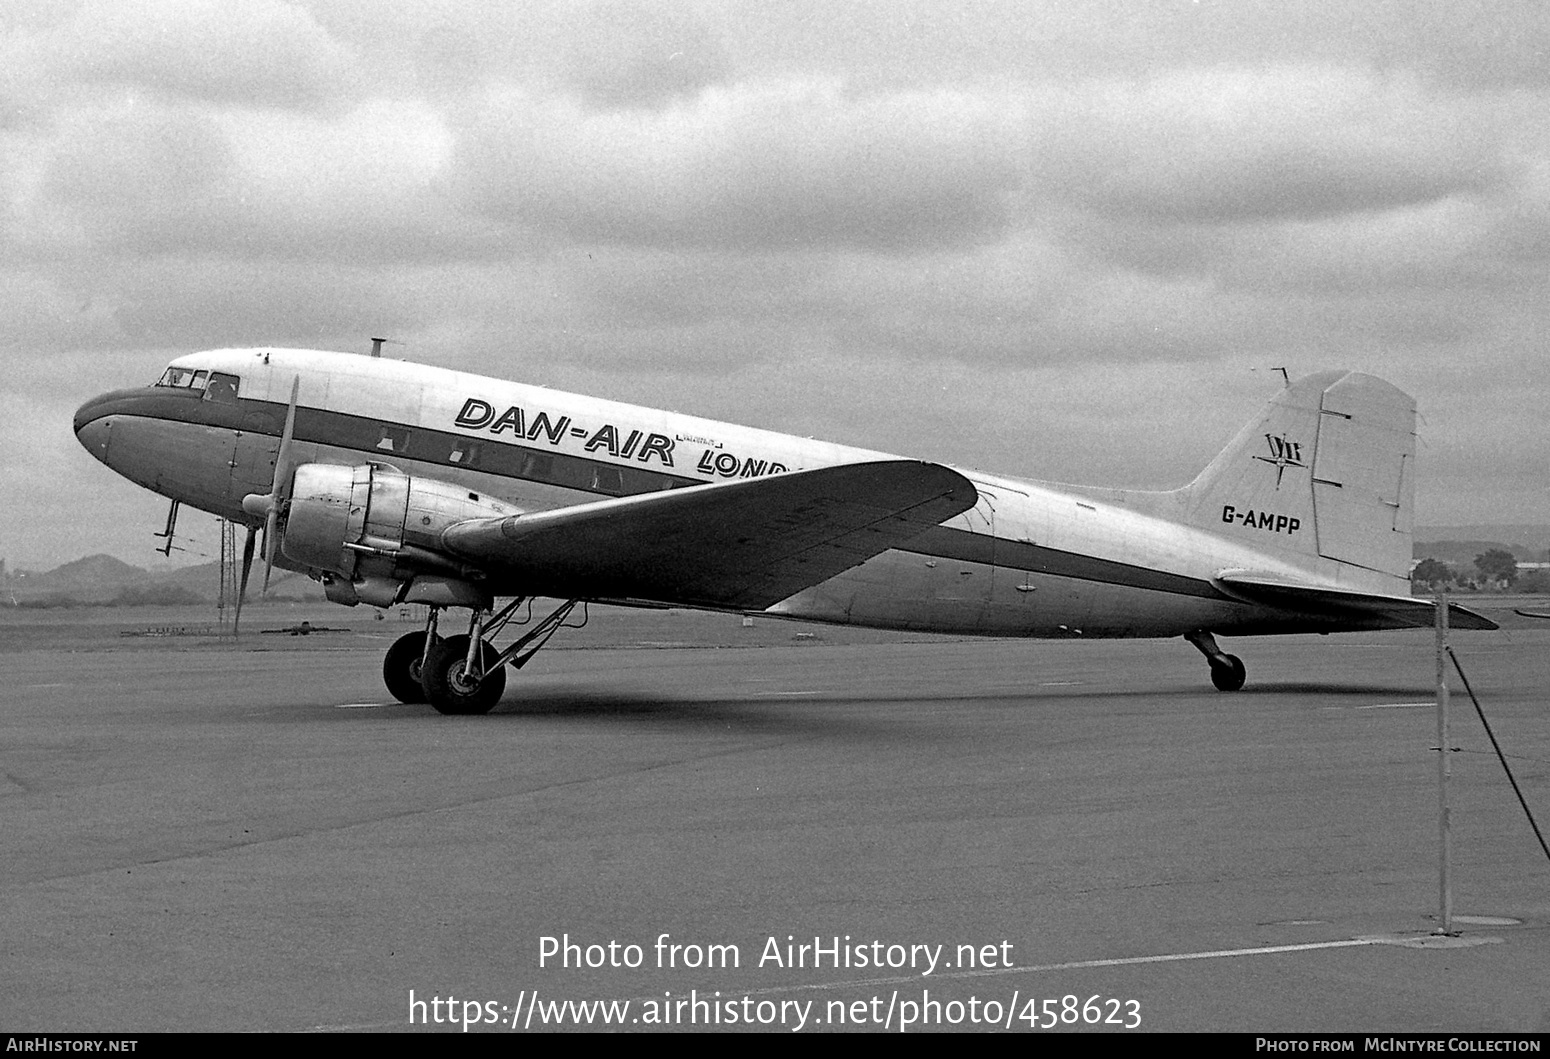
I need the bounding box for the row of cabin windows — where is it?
[376,425,682,496]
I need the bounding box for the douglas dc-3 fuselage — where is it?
[73,348,1493,714]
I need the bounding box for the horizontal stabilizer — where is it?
[1214,572,1498,631]
[441,460,978,609]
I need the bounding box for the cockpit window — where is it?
[154,367,241,401]
[204,372,240,403]
[156,366,204,389]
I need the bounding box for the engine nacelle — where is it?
[281,463,521,606]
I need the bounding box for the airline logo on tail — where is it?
[1253,433,1305,489]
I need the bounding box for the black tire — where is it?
[422,634,507,715]
[383,631,430,704]
[1210,654,1247,692]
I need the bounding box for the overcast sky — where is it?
[4,0,1548,570]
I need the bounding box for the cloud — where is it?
[721,0,1550,92]
[453,78,1028,251]
[560,1,731,110]
[8,92,505,266]
[214,99,500,262]
[4,2,1550,567]
[1030,66,1506,224]
[36,102,238,255]
[5,0,357,112]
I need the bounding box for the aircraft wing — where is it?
[440,460,978,609]
[1214,573,1499,631]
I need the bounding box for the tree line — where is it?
[1413,548,1548,591]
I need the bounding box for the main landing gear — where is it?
[1185,629,1246,692]
[381,598,585,715]
[382,629,431,704]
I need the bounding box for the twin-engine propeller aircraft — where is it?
[74,349,1494,714]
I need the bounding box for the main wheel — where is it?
[1210,654,1246,692]
[421,634,507,715]
[383,631,430,704]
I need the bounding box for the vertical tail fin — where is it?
[1183,371,1415,588]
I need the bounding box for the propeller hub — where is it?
[241,493,273,518]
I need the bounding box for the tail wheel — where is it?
[382,631,430,704]
[1210,654,1247,692]
[422,634,506,715]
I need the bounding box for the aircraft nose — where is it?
[74,393,117,461]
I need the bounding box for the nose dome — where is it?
[74,394,117,461]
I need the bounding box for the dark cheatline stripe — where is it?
[85,389,701,496]
[284,404,699,497]
[89,388,1226,601]
[900,527,1225,600]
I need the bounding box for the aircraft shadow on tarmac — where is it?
[453,679,1439,720]
[1225,682,1436,697]
[457,688,901,738]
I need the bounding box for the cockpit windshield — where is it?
[155,367,240,402]
[157,366,207,389]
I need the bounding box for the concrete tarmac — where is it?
[2,615,1547,1033]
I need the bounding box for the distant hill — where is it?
[1416,525,1550,551]
[27,554,149,592]
[1414,525,1549,567]
[5,553,324,606]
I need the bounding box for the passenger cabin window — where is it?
[590,466,626,495]
[376,425,411,454]
[517,451,553,480]
[449,440,482,467]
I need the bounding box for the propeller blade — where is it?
[235,523,256,637]
[274,375,299,503]
[262,506,278,595]
[261,375,300,595]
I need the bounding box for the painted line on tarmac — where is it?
[1354,702,1433,710]
[957,938,1381,978]
[334,702,393,709]
[662,939,1390,999]
[624,939,1393,1007]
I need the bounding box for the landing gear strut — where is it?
[383,597,585,715]
[1185,630,1246,692]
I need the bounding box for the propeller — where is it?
[234,524,256,637]
[238,376,301,625]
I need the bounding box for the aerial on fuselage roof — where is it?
[74,347,1494,715]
